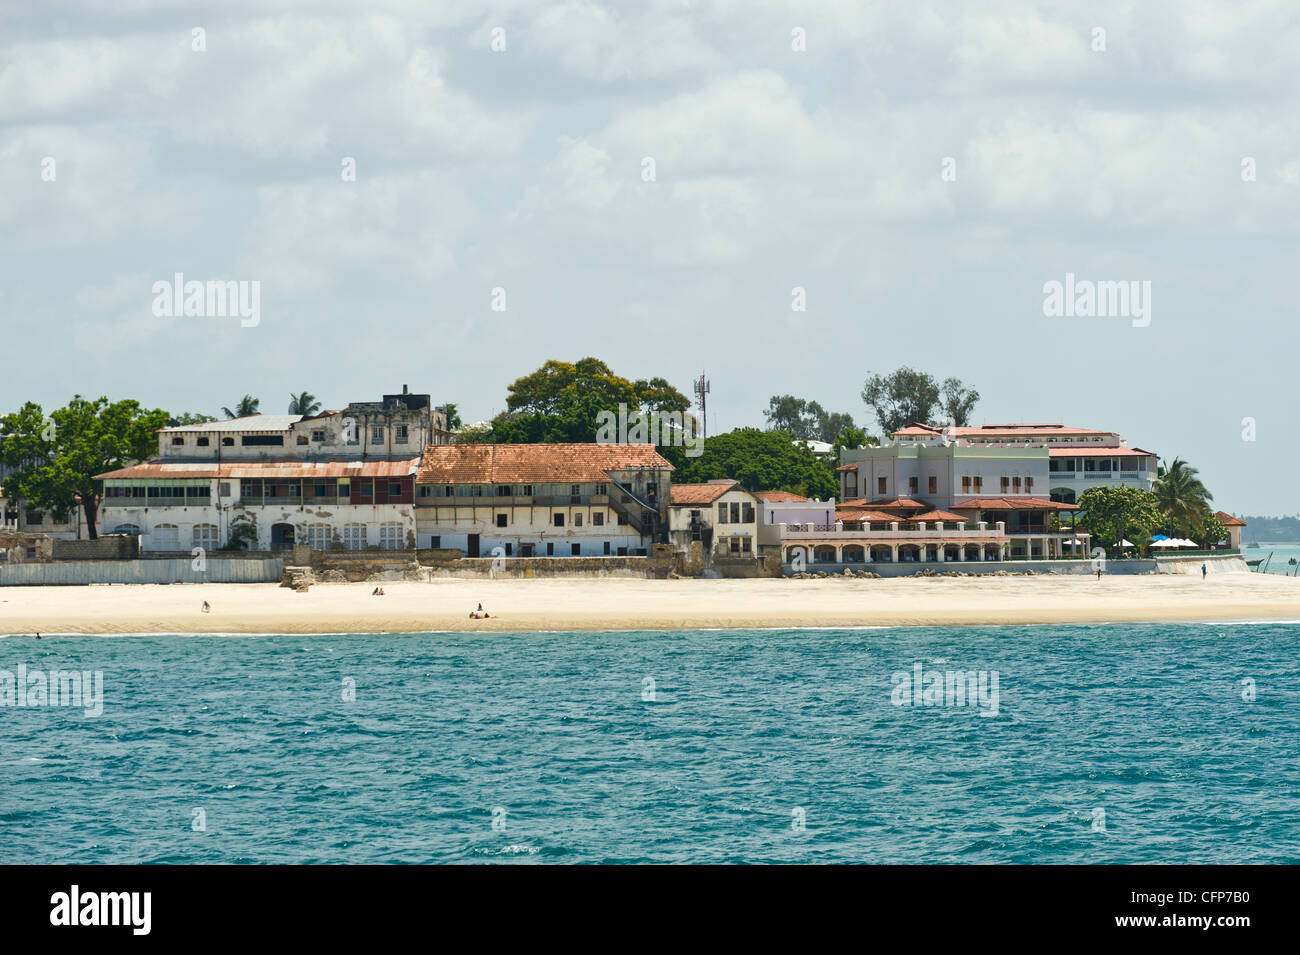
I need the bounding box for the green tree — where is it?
[0,397,169,539]
[764,395,858,442]
[168,412,217,426]
[486,358,690,444]
[222,395,260,418]
[442,402,463,431]
[1154,458,1213,537]
[940,378,980,427]
[1077,485,1165,552]
[287,392,321,415]
[861,368,980,434]
[664,428,839,500]
[1196,510,1229,550]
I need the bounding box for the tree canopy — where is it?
[287,391,321,415]
[1076,485,1165,551]
[0,397,169,539]
[1154,457,1213,537]
[223,395,260,419]
[664,428,839,500]
[763,395,861,443]
[485,358,691,444]
[860,367,980,434]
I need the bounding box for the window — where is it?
[342,524,367,550]
[429,536,440,548]
[197,437,209,447]
[112,523,141,536]
[741,503,754,523]
[370,427,384,445]
[973,476,983,491]
[730,502,741,523]
[242,435,283,446]
[497,514,508,528]
[593,512,604,526]
[394,424,408,445]
[504,543,513,556]
[305,524,331,550]
[617,514,628,525]
[546,542,554,556]
[171,437,184,446]
[730,537,741,554]
[574,513,583,527]
[1026,477,1034,492]
[571,543,581,556]
[878,477,887,495]
[152,524,180,550]
[496,486,512,497]
[909,476,918,494]
[296,435,308,445]
[962,477,971,493]
[219,482,231,498]
[313,483,329,497]
[1012,477,1021,491]
[338,481,351,498]
[311,430,325,443]
[25,511,43,525]
[603,542,611,555]
[1001,477,1010,492]
[928,476,938,494]
[222,437,234,447]
[389,482,402,497]
[359,481,373,499]
[521,485,533,496]
[718,503,728,524]
[595,484,607,495]
[378,523,403,550]
[193,524,219,550]
[570,485,580,496]
[554,513,565,527]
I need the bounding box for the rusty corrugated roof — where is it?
[417,443,673,485]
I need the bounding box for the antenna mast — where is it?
[692,372,711,438]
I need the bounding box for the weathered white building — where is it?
[415,444,672,557]
[668,480,762,558]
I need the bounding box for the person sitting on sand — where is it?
[201,601,211,613]
[373,587,387,596]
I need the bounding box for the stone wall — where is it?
[434,556,675,579]
[52,535,139,561]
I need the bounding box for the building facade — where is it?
[414,444,673,557]
[668,480,762,558]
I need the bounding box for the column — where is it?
[890,544,899,563]
[978,544,986,561]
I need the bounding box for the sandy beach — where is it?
[3,572,1300,634]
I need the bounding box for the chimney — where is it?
[402,384,409,394]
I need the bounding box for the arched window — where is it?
[152,524,180,550]
[378,523,404,550]
[112,523,141,536]
[304,524,332,551]
[192,523,219,550]
[342,524,367,551]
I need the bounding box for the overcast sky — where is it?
[2,1,1297,513]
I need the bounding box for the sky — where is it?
[1,0,1297,514]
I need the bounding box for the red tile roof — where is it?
[670,481,740,505]
[835,463,857,472]
[1048,447,1153,457]
[754,490,808,503]
[786,538,1008,546]
[417,443,672,485]
[840,496,931,511]
[951,496,1080,511]
[836,508,902,523]
[1214,510,1247,527]
[910,510,969,523]
[97,459,420,480]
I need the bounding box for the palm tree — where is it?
[222,395,260,419]
[1154,457,1213,537]
[287,392,321,416]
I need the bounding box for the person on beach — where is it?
[1202,563,1207,579]
[201,601,210,613]
[1096,566,1102,580]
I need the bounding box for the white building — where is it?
[891,423,1157,504]
[668,480,762,558]
[415,443,673,557]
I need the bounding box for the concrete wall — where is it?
[1154,554,1249,574]
[0,557,283,586]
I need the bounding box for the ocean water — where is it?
[2,623,1297,864]
[1244,543,1300,576]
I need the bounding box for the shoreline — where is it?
[4,574,1300,634]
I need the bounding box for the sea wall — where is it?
[434,556,675,579]
[1154,554,1249,574]
[51,535,139,561]
[0,557,283,586]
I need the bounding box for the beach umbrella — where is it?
[1150,534,1169,542]
[1119,538,1135,547]
[1150,539,1177,548]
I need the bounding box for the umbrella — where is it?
[1150,534,1169,542]
[1151,539,1178,548]
[1119,538,1135,547]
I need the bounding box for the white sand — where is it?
[3,573,1300,634]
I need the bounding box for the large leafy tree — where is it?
[664,428,839,500]
[222,395,260,418]
[1077,485,1165,552]
[486,358,691,444]
[861,368,980,435]
[0,397,169,539]
[1154,458,1213,536]
[442,402,463,431]
[168,412,216,426]
[764,395,860,442]
[1195,510,1229,550]
[287,391,321,415]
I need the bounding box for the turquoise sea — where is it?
[1244,543,1300,576]
[2,623,1297,864]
